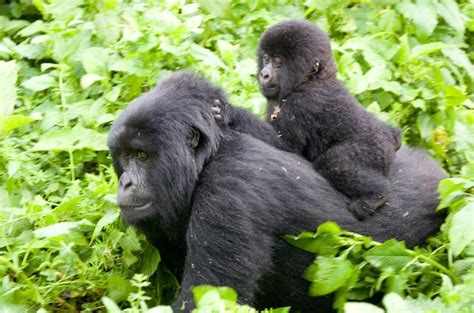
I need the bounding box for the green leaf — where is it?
[0,114,36,134]
[81,47,110,75]
[364,240,412,272]
[411,99,426,111]
[382,293,414,313]
[410,42,458,59]
[94,13,122,45]
[442,48,474,79]
[304,256,355,296]
[193,285,238,304]
[102,296,123,313]
[217,40,237,65]
[110,58,148,76]
[140,243,161,277]
[122,14,142,42]
[417,113,437,139]
[33,221,81,238]
[284,221,342,255]
[145,306,174,313]
[31,125,108,151]
[285,232,341,255]
[443,86,467,107]
[318,221,342,234]
[17,20,45,37]
[394,34,410,64]
[184,15,203,34]
[361,48,386,68]
[107,275,133,302]
[397,1,438,35]
[191,44,227,69]
[435,0,467,32]
[22,74,56,91]
[344,302,384,313]
[92,210,120,241]
[80,73,105,89]
[41,63,59,71]
[123,249,139,267]
[197,0,231,18]
[0,60,17,118]
[449,203,474,256]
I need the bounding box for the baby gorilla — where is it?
[257,20,401,220]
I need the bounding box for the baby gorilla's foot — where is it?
[349,196,388,221]
[212,99,223,121]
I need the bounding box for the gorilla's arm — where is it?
[213,99,291,151]
[173,178,273,311]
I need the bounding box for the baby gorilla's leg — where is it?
[347,177,390,220]
[315,143,392,220]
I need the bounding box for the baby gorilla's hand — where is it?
[212,99,229,127]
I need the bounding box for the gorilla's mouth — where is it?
[261,85,279,93]
[119,202,152,211]
[261,86,280,98]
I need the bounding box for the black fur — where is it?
[257,20,402,220]
[108,72,445,312]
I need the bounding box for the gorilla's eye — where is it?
[262,54,270,64]
[272,56,282,68]
[187,127,201,150]
[136,151,148,161]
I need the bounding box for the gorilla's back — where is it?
[203,133,445,248]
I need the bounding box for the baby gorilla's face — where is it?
[258,52,283,99]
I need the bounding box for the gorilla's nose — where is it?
[259,68,272,86]
[119,172,133,190]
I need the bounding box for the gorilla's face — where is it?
[107,75,222,232]
[108,114,202,228]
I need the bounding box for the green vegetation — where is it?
[0,0,473,312]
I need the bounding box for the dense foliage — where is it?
[0,0,473,312]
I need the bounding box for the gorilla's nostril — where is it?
[260,69,272,81]
[120,173,133,189]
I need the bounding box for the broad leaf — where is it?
[0,60,17,118]
[364,240,412,272]
[304,256,355,296]
[32,125,108,151]
[449,203,474,256]
[397,1,438,35]
[22,74,56,91]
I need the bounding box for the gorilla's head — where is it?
[257,20,337,100]
[107,71,225,237]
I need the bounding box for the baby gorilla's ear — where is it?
[186,127,201,150]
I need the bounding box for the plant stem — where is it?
[416,253,459,284]
[58,65,75,181]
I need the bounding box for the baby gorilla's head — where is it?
[257,20,337,99]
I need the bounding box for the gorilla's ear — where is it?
[186,127,201,150]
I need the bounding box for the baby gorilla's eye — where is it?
[272,56,282,68]
[262,54,270,64]
[136,151,148,161]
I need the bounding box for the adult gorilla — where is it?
[107,71,445,312]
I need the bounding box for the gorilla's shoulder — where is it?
[201,131,333,189]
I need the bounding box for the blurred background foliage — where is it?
[0,0,472,312]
